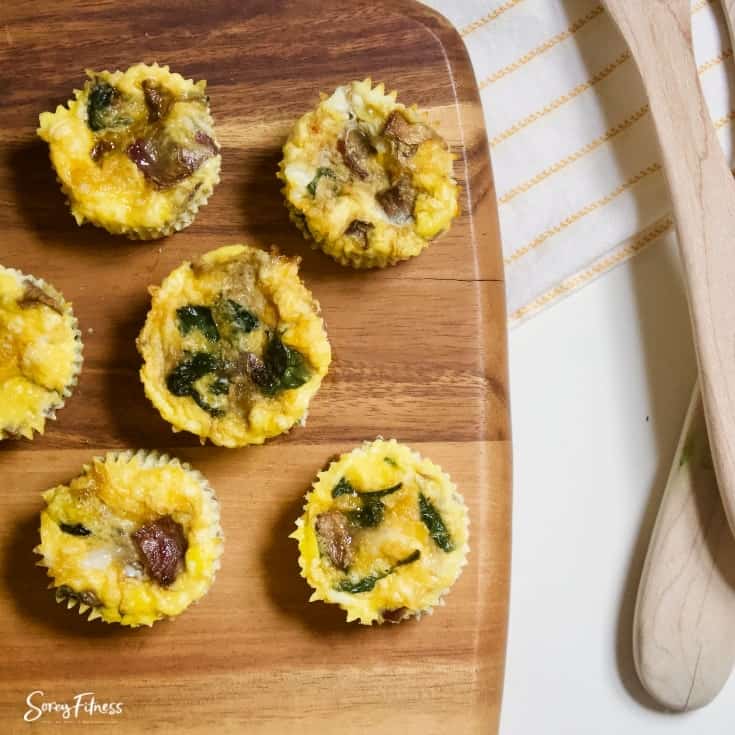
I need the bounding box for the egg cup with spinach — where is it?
[137,244,331,447]
[36,450,223,627]
[37,63,221,240]
[279,79,459,268]
[292,439,469,624]
[0,266,83,441]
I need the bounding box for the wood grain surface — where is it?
[604,0,735,543]
[0,1,511,733]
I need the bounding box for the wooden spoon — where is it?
[604,0,735,541]
[634,382,735,710]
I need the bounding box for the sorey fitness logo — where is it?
[24,691,124,722]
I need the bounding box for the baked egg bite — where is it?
[36,450,224,627]
[0,266,82,441]
[137,244,331,447]
[37,63,221,239]
[279,79,459,268]
[293,439,469,624]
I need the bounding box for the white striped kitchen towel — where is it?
[422,0,733,325]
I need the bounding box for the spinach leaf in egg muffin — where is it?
[59,522,91,537]
[176,305,220,342]
[335,550,421,594]
[307,167,337,197]
[329,478,404,528]
[252,335,311,396]
[418,492,455,553]
[87,81,131,131]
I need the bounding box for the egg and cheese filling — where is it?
[37,63,221,239]
[280,79,459,268]
[138,244,331,447]
[37,451,223,627]
[0,267,81,440]
[294,439,469,624]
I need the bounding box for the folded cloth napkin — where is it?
[422,0,734,325]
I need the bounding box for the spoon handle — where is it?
[605,0,735,535]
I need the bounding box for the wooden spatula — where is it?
[604,0,735,539]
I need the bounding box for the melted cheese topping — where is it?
[137,244,331,447]
[37,63,221,239]
[280,79,459,268]
[0,267,81,440]
[293,439,469,624]
[36,450,223,627]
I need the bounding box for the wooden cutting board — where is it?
[0,1,511,732]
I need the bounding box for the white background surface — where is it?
[501,233,735,734]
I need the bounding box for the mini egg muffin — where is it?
[36,450,223,627]
[293,439,469,624]
[0,266,82,441]
[37,63,221,239]
[137,244,331,447]
[279,79,459,268]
